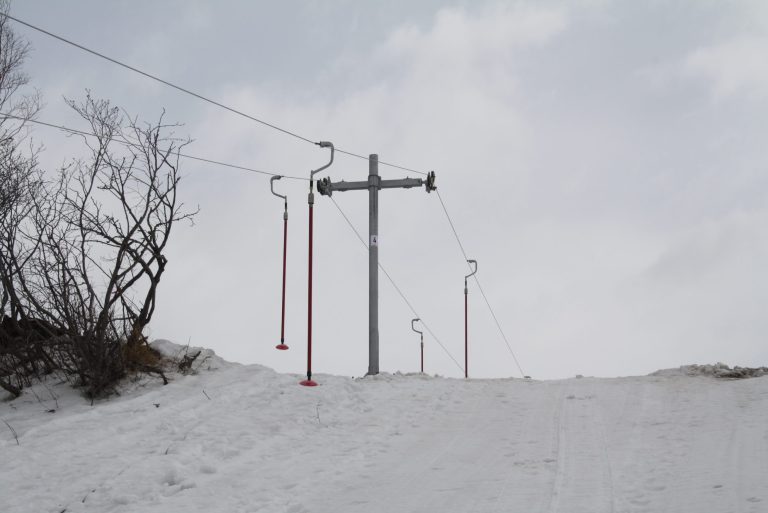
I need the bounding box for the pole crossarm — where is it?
[317,175,433,196]
[381,178,425,190]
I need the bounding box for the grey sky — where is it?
[9,0,768,379]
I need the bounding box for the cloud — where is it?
[158,1,768,380]
[28,0,768,379]
[384,3,568,59]
[685,36,768,98]
[373,4,567,107]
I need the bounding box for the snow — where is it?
[1,341,767,513]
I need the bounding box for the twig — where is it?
[2,419,19,445]
[30,387,43,405]
[178,350,201,374]
[194,353,212,372]
[41,380,59,409]
[202,389,211,400]
[81,461,132,503]
[315,401,323,427]
[81,489,95,503]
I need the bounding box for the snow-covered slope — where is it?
[1,343,767,513]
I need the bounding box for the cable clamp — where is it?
[425,171,437,192]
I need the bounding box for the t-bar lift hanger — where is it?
[464,259,477,379]
[300,141,335,387]
[411,318,424,374]
[270,175,289,351]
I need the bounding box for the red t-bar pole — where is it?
[464,281,468,379]
[300,190,317,386]
[411,318,424,375]
[300,142,333,387]
[464,259,477,380]
[421,335,424,374]
[276,203,289,350]
[270,176,290,351]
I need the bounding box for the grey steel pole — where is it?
[368,154,380,375]
[313,158,434,377]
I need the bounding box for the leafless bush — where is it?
[1,94,196,397]
[1,2,195,398]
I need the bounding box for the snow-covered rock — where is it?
[652,363,768,379]
[150,339,235,372]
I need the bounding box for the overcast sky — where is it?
[8,0,768,379]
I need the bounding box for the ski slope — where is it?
[1,341,767,513]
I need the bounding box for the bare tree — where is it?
[0,94,197,397]
[0,0,41,197]
[63,95,196,395]
[0,0,38,271]
[0,0,42,397]
[0,2,194,398]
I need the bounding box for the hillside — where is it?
[1,341,767,513]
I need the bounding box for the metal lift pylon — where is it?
[316,154,436,375]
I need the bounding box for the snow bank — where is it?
[150,338,238,372]
[651,362,768,379]
[2,343,767,513]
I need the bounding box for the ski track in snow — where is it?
[547,383,615,513]
[1,348,767,513]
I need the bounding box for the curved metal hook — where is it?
[311,141,335,179]
[411,317,423,335]
[270,175,286,201]
[465,259,478,280]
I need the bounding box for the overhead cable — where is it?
[0,113,308,181]
[2,13,429,176]
[1,14,315,146]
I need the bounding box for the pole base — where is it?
[275,344,289,350]
[299,379,318,387]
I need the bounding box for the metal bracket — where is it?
[411,318,423,336]
[465,259,477,294]
[465,259,478,281]
[317,177,333,197]
[270,175,288,218]
[270,175,286,201]
[425,171,437,192]
[311,141,335,180]
[309,142,334,205]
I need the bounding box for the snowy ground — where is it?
[1,341,767,513]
